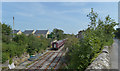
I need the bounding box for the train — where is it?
[51,39,66,50]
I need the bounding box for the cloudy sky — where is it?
[2,2,118,34]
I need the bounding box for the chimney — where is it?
[13,16,14,37]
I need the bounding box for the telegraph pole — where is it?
[13,16,14,37]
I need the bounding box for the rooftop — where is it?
[12,30,20,34]
[35,30,48,35]
[23,30,34,34]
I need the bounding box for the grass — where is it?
[2,67,8,70]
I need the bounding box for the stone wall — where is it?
[86,46,110,70]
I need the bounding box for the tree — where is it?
[2,24,51,63]
[2,23,12,35]
[2,23,12,43]
[13,34,28,45]
[87,8,98,29]
[65,8,118,70]
[50,28,64,40]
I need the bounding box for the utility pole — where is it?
[13,16,14,37]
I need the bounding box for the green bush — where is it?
[13,34,28,45]
[2,52,9,63]
[64,8,118,70]
[9,58,12,65]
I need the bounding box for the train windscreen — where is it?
[54,43,56,48]
[57,40,63,43]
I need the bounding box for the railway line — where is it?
[36,52,55,69]
[44,52,61,70]
[26,39,66,70]
[44,52,64,70]
[26,46,64,70]
[53,52,64,69]
[26,52,50,69]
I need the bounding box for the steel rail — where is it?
[44,52,60,71]
[36,52,55,69]
[27,52,50,69]
[53,52,64,69]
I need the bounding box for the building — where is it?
[12,30,22,35]
[34,30,49,38]
[23,30,35,36]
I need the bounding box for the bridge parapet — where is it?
[86,46,110,70]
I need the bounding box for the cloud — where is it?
[51,8,90,15]
[19,3,46,15]
[60,2,87,7]
[53,10,81,14]
[53,8,109,15]
[11,3,46,16]
[44,10,88,30]
[15,12,34,17]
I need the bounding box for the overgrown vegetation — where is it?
[63,8,118,70]
[48,28,66,41]
[1,21,68,64]
[1,23,51,63]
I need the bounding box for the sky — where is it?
[1,0,119,2]
[2,2,118,34]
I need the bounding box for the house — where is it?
[12,30,22,35]
[23,30,35,36]
[34,30,49,38]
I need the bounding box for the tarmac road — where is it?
[110,39,118,70]
[118,39,120,70]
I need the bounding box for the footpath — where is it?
[110,39,118,69]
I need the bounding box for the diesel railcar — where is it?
[51,39,66,50]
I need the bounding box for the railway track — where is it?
[26,52,51,69]
[44,52,61,70]
[26,52,56,69]
[44,52,64,70]
[53,52,64,69]
[36,52,55,69]
[26,46,64,70]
